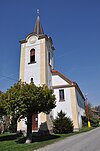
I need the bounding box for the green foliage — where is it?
[9,116,17,133]
[87,102,94,118]
[82,116,88,127]
[90,117,99,127]
[0,92,7,116]
[82,116,99,127]
[53,110,73,134]
[4,81,56,118]
[3,81,56,135]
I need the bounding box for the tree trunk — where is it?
[26,114,32,143]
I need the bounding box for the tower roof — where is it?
[34,15,44,35]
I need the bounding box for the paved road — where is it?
[35,127,100,151]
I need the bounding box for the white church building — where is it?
[17,15,85,132]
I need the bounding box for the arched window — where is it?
[30,49,35,63]
[30,78,33,83]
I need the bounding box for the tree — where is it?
[85,101,93,120]
[4,81,56,138]
[83,102,99,127]
[95,105,100,116]
[53,110,73,134]
[0,91,7,115]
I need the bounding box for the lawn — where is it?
[0,133,73,151]
[0,127,95,151]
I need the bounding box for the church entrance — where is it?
[32,114,38,131]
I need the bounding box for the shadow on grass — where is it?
[16,134,60,144]
[0,133,22,142]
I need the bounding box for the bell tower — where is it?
[19,15,54,88]
[18,14,55,132]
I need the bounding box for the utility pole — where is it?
[85,94,91,128]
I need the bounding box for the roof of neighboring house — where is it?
[92,108,99,113]
[51,69,85,101]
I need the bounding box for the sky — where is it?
[0,0,100,106]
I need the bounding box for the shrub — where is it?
[82,116,88,127]
[53,110,73,134]
[90,117,99,127]
[82,116,99,127]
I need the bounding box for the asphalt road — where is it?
[35,127,100,151]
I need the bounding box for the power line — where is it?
[0,73,18,81]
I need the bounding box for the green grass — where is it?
[0,127,95,151]
[0,133,75,151]
[79,126,95,133]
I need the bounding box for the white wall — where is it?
[52,75,69,86]
[53,88,73,120]
[52,74,72,120]
[24,36,41,86]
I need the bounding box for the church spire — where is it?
[34,10,44,35]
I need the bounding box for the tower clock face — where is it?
[29,36,37,44]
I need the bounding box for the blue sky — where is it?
[0,0,100,106]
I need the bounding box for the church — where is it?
[17,15,85,133]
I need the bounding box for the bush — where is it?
[90,117,99,127]
[82,116,88,127]
[53,110,73,134]
[82,116,99,127]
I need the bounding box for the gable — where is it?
[51,70,85,101]
[52,70,72,87]
[52,74,70,86]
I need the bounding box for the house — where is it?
[17,15,85,133]
[91,108,99,119]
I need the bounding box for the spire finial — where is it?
[37,9,40,15]
[34,9,44,35]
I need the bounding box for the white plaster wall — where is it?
[24,37,41,86]
[53,88,72,120]
[75,89,85,128]
[52,75,69,86]
[17,118,27,133]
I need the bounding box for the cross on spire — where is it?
[37,9,40,15]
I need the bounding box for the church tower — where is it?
[19,15,54,88]
[18,14,55,132]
